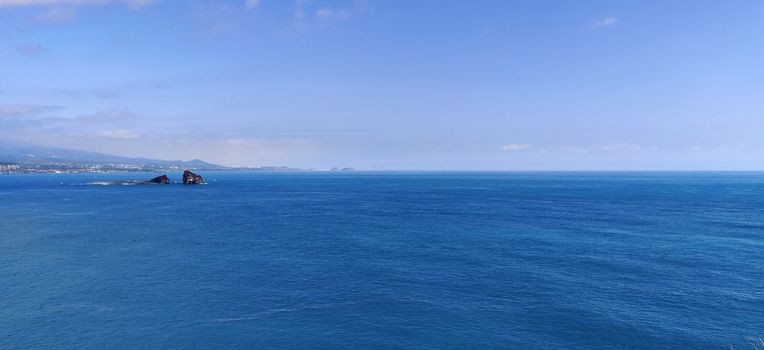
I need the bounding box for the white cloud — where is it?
[499,144,531,152]
[245,0,260,10]
[294,1,363,22]
[97,129,138,139]
[592,15,618,28]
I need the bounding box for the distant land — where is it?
[0,143,352,174]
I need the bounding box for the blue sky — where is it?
[1,0,763,169]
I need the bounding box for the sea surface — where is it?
[0,172,762,349]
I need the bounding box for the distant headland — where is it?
[0,143,352,174]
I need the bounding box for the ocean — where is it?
[0,172,762,349]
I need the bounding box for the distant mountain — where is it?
[0,143,225,170]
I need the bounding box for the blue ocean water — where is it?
[0,172,762,349]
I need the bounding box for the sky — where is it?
[1,0,763,170]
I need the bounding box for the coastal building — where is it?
[0,163,20,174]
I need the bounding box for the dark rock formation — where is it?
[183,170,205,184]
[148,175,170,184]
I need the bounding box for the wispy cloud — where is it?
[293,0,308,19]
[315,7,349,21]
[97,129,138,139]
[35,7,77,23]
[190,1,238,37]
[76,110,134,123]
[15,43,47,56]
[124,0,154,9]
[499,144,532,152]
[591,15,618,28]
[294,0,363,22]
[0,0,105,6]
[0,0,156,7]
[1,0,157,22]
[0,106,137,139]
[0,104,61,117]
[245,0,260,10]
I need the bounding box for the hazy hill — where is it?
[0,143,225,170]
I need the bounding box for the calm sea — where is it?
[0,172,762,349]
